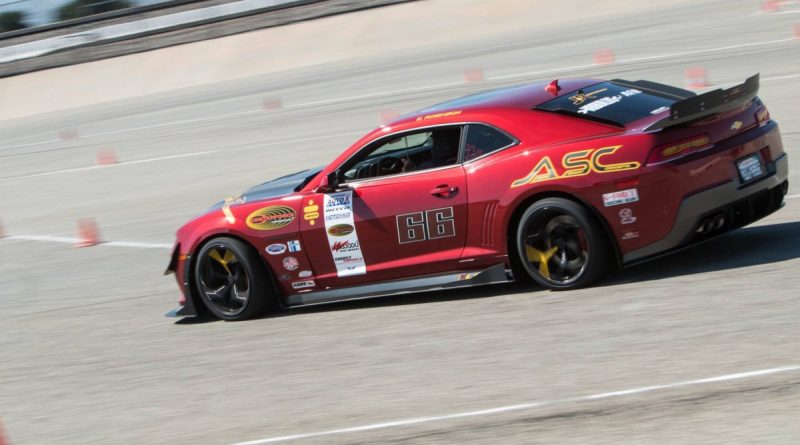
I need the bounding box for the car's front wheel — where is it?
[194,237,276,321]
[515,197,610,290]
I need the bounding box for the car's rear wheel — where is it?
[194,237,276,321]
[515,198,609,290]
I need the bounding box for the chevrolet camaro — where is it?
[166,74,788,320]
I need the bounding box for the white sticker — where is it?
[651,106,669,115]
[265,243,287,255]
[619,208,637,225]
[287,240,301,252]
[291,280,315,289]
[282,256,299,271]
[298,270,313,278]
[621,231,640,240]
[603,189,639,207]
[323,191,366,277]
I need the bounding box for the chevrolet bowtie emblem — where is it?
[731,121,743,131]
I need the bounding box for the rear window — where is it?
[536,81,676,125]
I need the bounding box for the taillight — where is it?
[647,134,712,165]
[755,106,770,126]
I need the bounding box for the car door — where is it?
[298,125,469,288]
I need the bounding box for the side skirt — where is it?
[286,263,512,307]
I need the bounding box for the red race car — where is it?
[166,74,788,320]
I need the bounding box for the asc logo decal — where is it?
[327,224,355,237]
[511,146,640,188]
[246,206,296,230]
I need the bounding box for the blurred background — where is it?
[1,0,800,444]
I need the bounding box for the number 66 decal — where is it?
[397,207,456,244]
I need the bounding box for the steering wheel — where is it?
[378,156,404,175]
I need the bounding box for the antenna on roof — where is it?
[545,79,561,95]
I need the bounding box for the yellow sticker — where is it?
[303,199,319,226]
[415,110,462,122]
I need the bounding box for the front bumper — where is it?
[624,153,789,263]
[164,244,199,318]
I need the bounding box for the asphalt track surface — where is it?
[2,1,800,443]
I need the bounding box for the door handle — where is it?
[430,184,458,197]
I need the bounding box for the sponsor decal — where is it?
[577,88,641,115]
[327,224,355,237]
[291,280,315,289]
[415,110,462,122]
[298,270,313,278]
[246,206,295,230]
[651,106,670,115]
[265,243,287,255]
[303,199,320,226]
[569,88,607,106]
[397,207,456,244]
[282,256,299,271]
[603,189,639,207]
[325,212,350,222]
[619,208,637,225]
[287,240,301,252]
[511,146,640,188]
[278,274,291,281]
[621,230,640,240]
[331,240,360,252]
[323,191,366,277]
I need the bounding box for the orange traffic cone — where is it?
[761,0,781,12]
[0,417,9,445]
[77,218,101,247]
[593,48,615,65]
[464,68,484,82]
[96,149,118,166]
[685,67,709,89]
[261,98,283,111]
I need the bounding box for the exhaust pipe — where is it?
[696,214,726,235]
[712,214,726,230]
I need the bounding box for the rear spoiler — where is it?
[644,73,759,131]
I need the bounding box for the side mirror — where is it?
[315,170,344,193]
[327,170,341,190]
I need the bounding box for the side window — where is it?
[463,124,515,162]
[342,127,462,181]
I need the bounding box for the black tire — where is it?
[194,237,277,321]
[513,197,610,290]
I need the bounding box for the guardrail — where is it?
[0,0,318,64]
[0,0,201,40]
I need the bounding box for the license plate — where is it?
[736,153,765,183]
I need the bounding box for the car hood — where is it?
[207,166,323,212]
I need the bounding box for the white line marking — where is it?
[231,365,800,445]
[257,131,366,147]
[290,81,465,108]
[0,151,216,182]
[786,194,800,199]
[0,110,262,151]
[3,234,171,250]
[491,38,797,82]
[86,110,261,139]
[4,36,795,152]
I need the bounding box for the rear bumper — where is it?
[624,153,789,263]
